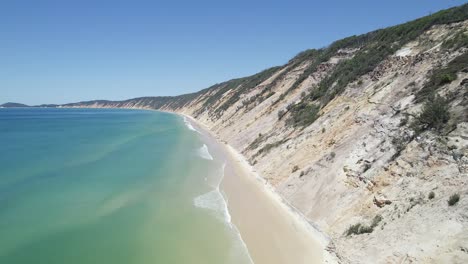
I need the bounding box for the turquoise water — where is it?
[0,108,251,264]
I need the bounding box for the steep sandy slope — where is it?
[59,5,468,263]
[173,20,468,263]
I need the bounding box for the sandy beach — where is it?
[182,114,330,264]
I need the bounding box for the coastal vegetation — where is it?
[345,215,383,236]
[416,52,468,102]
[448,193,460,206]
[253,139,287,158]
[411,95,450,133]
[442,30,468,50]
[286,4,468,128]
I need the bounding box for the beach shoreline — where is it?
[52,106,336,263]
[181,113,335,264]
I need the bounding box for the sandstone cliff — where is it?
[59,5,468,263]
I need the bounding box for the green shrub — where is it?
[359,225,374,234]
[428,191,435,199]
[439,73,457,85]
[277,110,286,120]
[371,215,383,228]
[247,133,265,150]
[412,95,450,133]
[448,193,460,206]
[345,223,374,236]
[292,165,299,173]
[391,136,410,161]
[442,31,468,50]
[286,103,320,127]
[253,139,288,158]
[345,215,383,236]
[399,116,409,126]
[345,223,362,236]
[417,52,467,102]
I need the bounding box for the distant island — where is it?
[0,102,30,108]
[0,102,60,108]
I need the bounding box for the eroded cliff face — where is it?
[61,7,468,263]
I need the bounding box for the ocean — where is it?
[0,108,252,264]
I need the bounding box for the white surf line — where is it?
[193,163,230,223]
[183,116,201,133]
[197,144,214,160]
[178,113,254,263]
[193,161,255,263]
[220,183,255,264]
[217,163,255,264]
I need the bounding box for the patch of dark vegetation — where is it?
[285,103,320,128]
[254,139,288,158]
[411,95,450,134]
[448,193,460,206]
[272,35,373,106]
[399,116,409,127]
[277,109,286,120]
[197,66,282,117]
[345,215,383,236]
[390,135,412,161]
[262,49,325,107]
[371,215,383,228]
[428,191,435,200]
[442,30,468,50]
[292,165,299,173]
[288,4,468,128]
[247,133,266,150]
[417,52,468,102]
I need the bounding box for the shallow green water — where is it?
[0,108,251,264]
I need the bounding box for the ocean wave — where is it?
[193,189,231,223]
[183,116,199,133]
[197,144,213,160]
[193,163,254,264]
[193,164,228,222]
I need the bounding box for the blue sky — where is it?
[1,0,466,105]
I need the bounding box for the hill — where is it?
[0,102,30,108]
[58,4,468,263]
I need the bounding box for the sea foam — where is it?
[193,163,254,264]
[197,144,213,160]
[193,189,231,223]
[183,116,199,133]
[193,164,230,223]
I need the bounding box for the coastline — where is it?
[181,113,335,264]
[47,106,336,263]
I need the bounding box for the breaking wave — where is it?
[183,116,199,133]
[193,189,231,223]
[193,163,230,223]
[197,144,213,160]
[193,163,253,264]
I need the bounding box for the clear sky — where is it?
[1,0,466,105]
